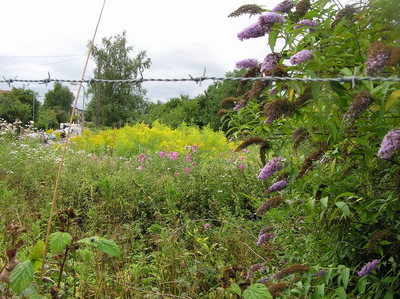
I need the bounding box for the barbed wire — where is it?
[1,73,400,88]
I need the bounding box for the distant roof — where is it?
[0,90,11,93]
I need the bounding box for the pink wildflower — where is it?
[94,156,98,162]
[185,166,190,173]
[239,164,244,170]
[204,223,210,230]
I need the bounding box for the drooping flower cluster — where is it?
[331,4,358,28]
[228,4,263,18]
[258,13,286,32]
[378,129,400,159]
[312,270,326,277]
[365,41,392,76]
[238,23,269,41]
[295,0,311,17]
[257,226,275,246]
[294,19,318,31]
[367,229,394,252]
[233,99,249,111]
[237,12,285,41]
[272,0,295,13]
[246,263,264,280]
[358,259,379,277]
[263,98,295,124]
[290,49,313,65]
[258,156,283,180]
[260,53,283,73]
[344,91,374,123]
[256,195,284,216]
[235,58,259,69]
[273,264,309,280]
[264,180,287,194]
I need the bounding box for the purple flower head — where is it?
[290,50,314,65]
[261,277,270,283]
[204,223,210,230]
[233,99,249,111]
[312,270,326,277]
[265,180,287,193]
[294,19,318,31]
[272,0,295,13]
[236,58,259,69]
[365,42,391,76]
[258,156,284,180]
[238,22,269,41]
[246,263,264,280]
[378,129,400,159]
[195,260,200,264]
[185,166,190,173]
[358,259,379,277]
[258,13,286,33]
[260,53,282,73]
[94,156,98,162]
[257,232,276,246]
[239,164,244,171]
[344,91,374,123]
[181,261,187,268]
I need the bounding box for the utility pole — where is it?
[96,59,102,127]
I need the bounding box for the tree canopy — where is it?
[87,31,151,128]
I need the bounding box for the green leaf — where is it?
[230,282,242,297]
[321,197,329,208]
[384,289,394,299]
[330,158,336,175]
[49,232,72,253]
[386,90,400,111]
[97,238,121,257]
[243,283,273,299]
[29,240,45,261]
[351,137,369,148]
[341,268,350,290]
[78,236,121,257]
[326,122,337,143]
[335,202,350,217]
[10,260,34,294]
[28,295,46,299]
[286,81,301,93]
[357,277,367,294]
[330,81,348,96]
[268,31,278,52]
[335,287,346,299]
[318,283,325,297]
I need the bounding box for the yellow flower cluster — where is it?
[71,121,235,157]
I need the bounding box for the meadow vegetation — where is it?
[1,0,400,298]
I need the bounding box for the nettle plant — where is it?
[0,207,120,298]
[222,0,400,298]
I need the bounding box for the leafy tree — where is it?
[43,82,74,124]
[35,108,59,130]
[0,87,40,125]
[87,31,151,128]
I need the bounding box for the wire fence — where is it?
[1,73,400,88]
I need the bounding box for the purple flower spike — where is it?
[272,0,295,13]
[258,13,286,33]
[265,180,287,193]
[290,50,313,65]
[261,53,282,73]
[378,129,400,159]
[258,156,283,180]
[358,260,379,277]
[294,19,318,31]
[238,23,269,41]
[236,58,259,69]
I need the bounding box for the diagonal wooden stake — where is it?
[37,0,107,293]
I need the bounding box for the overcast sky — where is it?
[0,0,281,109]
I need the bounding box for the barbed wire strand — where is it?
[1,74,399,86]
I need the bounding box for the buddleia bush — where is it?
[224,0,400,297]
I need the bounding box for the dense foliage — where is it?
[1,0,400,298]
